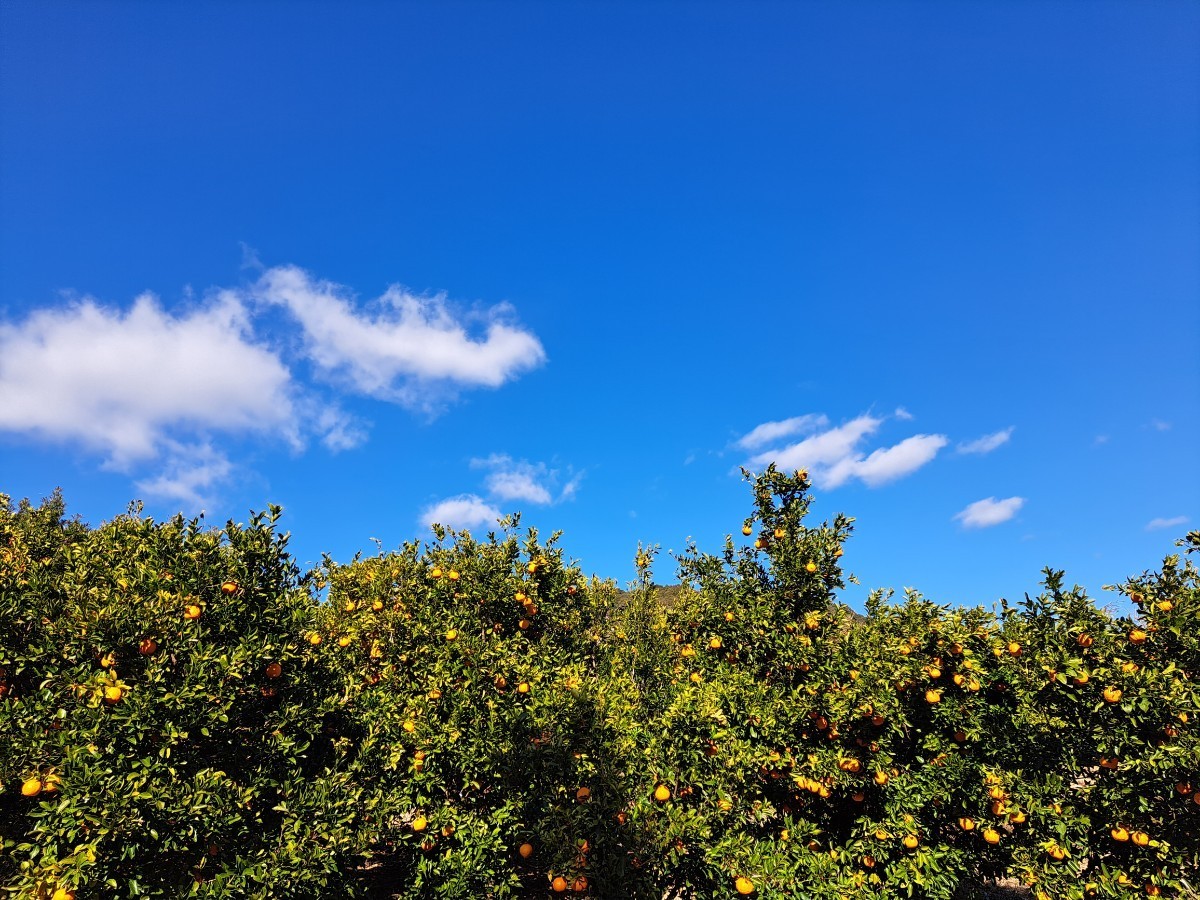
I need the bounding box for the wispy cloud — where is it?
[1093,434,1110,446]
[736,414,829,450]
[1150,419,1171,432]
[0,291,300,466]
[420,494,503,530]
[957,427,1014,455]
[894,407,914,421]
[1145,515,1188,532]
[470,454,581,504]
[744,412,947,489]
[954,496,1025,529]
[253,265,545,409]
[0,264,544,506]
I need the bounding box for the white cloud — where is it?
[470,454,580,505]
[736,414,829,450]
[253,265,545,407]
[894,407,914,421]
[954,496,1025,529]
[745,412,946,489]
[133,442,233,509]
[1146,516,1188,532]
[0,291,300,466]
[957,427,1014,455]
[849,434,950,487]
[1151,419,1171,432]
[420,494,503,530]
[1093,434,1110,446]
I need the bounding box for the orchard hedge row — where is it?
[1,468,1196,899]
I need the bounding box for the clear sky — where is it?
[1,1,1197,613]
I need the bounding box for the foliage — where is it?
[1,472,1196,899]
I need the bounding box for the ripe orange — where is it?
[572,876,588,892]
[925,689,942,704]
[338,635,352,648]
[735,876,755,895]
[21,777,42,797]
[1111,827,1129,842]
[654,784,670,802]
[873,771,888,786]
[742,525,753,536]
[753,539,765,550]
[551,876,567,892]
[431,567,443,579]
[1103,687,1122,703]
[1007,641,1021,656]
[448,570,460,581]
[1129,629,1147,645]
[411,816,427,832]
[862,855,876,868]
[445,629,458,642]
[958,817,975,831]
[1131,831,1149,847]
[518,619,531,630]
[307,632,322,645]
[982,828,1000,845]
[265,662,282,679]
[1048,845,1066,861]
[576,786,591,802]
[805,562,818,573]
[139,638,157,656]
[104,685,123,704]
[1009,809,1027,824]
[220,580,239,595]
[709,636,722,650]
[1077,633,1094,648]
[773,527,784,539]
[51,889,75,900]
[518,842,533,858]
[371,599,384,611]
[902,834,919,850]
[184,604,202,620]
[517,681,530,694]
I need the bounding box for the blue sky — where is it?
[1,1,1197,613]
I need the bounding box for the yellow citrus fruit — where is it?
[902,834,919,850]
[184,604,202,620]
[104,685,123,704]
[21,777,42,797]
[735,876,755,895]
[959,817,975,831]
[1111,826,1129,842]
[742,525,753,536]
[445,629,458,641]
[805,562,818,573]
[654,784,671,802]
[1103,687,1122,703]
[982,828,1000,845]
[1131,831,1149,847]
[925,689,942,704]
[411,816,427,832]
[220,580,239,595]
[517,681,530,694]
[51,889,75,900]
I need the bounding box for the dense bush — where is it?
[1,470,1196,899]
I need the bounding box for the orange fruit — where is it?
[1103,687,1122,703]
[308,632,322,645]
[735,876,755,895]
[742,525,753,536]
[1111,827,1129,842]
[576,787,591,802]
[265,662,282,679]
[51,890,75,900]
[925,689,942,704]
[1077,633,1093,648]
[445,629,458,641]
[21,777,42,797]
[709,636,722,650]
[338,635,352,648]
[572,876,588,892]
[958,817,976,831]
[552,876,567,892]
[448,570,460,581]
[1131,831,1149,847]
[982,828,1000,845]
[902,834,919,850]
[220,580,239,595]
[518,619,531,630]
[517,681,530,694]
[873,771,888,786]
[654,784,671,802]
[1129,629,1147,645]
[139,638,157,656]
[1048,845,1066,861]
[1007,641,1021,656]
[805,562,818,573]
[184,604,202,620]
[1009,809,1027,824]
[104,685,123,704]
[518,842,533,858]
[411,816,427,832]
[371,599,384,611]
